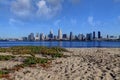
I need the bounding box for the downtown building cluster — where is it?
[21,29,104,41]
[0,29,120,41]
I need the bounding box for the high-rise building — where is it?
[63,34,67,38]
[63,34,68,40]
[58,29,62,40]
[54,35,57,40]
[28,35,31,41]
[48,30,54,40]
[107,35,109,39]
[75,35,79,40]
[98,31,101,39]
[44,35,48,40]
[86,33,92,40]
[35,33,40,41]
[28,33,35,41]
[78,34,84,40]
[70,32,73,40]
[93,31,95,39]
[22,37,27,41]
[40,33,44,40]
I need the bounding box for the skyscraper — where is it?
[63,34,68,40]
[48,29,54,40]
[98,31,101,39]
[40,33,44,40]
[107,35,109,39]
[78,34,84,40]
[35,33,40,41]
[58,29,62,40]
[22,37,27,41]
[70,32,73,40]
[54,35,57,40]
[44,35,48,40]
[86,33,92,40]
[28,33,35,41]
[93,31,95,39]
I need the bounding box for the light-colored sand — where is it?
[0,61,22,70]
[0,48,120,80]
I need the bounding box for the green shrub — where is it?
[23,57,37,65]
[0,70,10,79]
[0,55,15,61]
[0,48,6,53]
[23,57,48,67]
[0,70,9,75]
[51,47,68,52]
[0,46,67,58]
[52,53,63,58]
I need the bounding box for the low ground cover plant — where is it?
[0,55,15,61]
[0,46,68,57]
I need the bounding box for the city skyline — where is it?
[0,29,120,41]
[0,0,120,38]
[26,29,103,41]
[0,28,119,39]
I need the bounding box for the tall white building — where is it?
[40,33,45,40]
[58,29,62,40]
[35,33,40,41]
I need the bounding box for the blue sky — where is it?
[0,0,120,38]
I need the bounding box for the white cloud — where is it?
[36,0,63,19]
[10,0,63,20]
[11,0,33,17]
[36,0,51,18]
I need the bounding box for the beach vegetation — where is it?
[23,57,48,66]
[0,55,15,61]
[0,70,10,78]
[0,46,67,58]
[0,46,68,79]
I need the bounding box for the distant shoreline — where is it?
[0,40,120,42]
[0,41,120,48]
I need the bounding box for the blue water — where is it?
[0,41,120,48]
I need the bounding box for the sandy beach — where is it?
[0,48,120,80]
